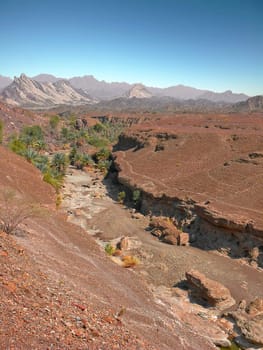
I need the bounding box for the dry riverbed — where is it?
[61,166,263,349]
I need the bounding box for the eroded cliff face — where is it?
[113,113,263,267]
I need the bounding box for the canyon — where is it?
[1,98,263,349]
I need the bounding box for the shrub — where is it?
[51,153,68,175]
[8,137,27,155]
[0,188,38,234]
[105,243,116,256]
[117,191,126,203]
[32,154,49,173]
[122,255,140,268]
[87,136,108,148]
[94,148,111,162]
[49,115,60,130]
[132,189,141,205]
[20,125,45,148]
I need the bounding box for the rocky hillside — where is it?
[233,95,263,112]
[0,75,12,91]
[0,144,219,349]
[0,74,96,108]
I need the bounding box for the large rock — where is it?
[150,216,189,246]
[231,298,263,346]
[186,269,235,309]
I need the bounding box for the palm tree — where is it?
[51,153,68,175]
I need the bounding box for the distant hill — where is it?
[233,95,263,112]
[125,84,153,99]
[0,75,12,91]
[0,74,96,108]
[68,75,131,100]
[33,74,61,83]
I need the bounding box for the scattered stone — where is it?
[119,237,130,250]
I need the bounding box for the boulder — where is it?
[119,236,130,250]
[150,216,185,245]
[186,269,235,309]
[246,298,263,316]
[178,231,189,246]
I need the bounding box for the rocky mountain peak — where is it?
[1,75,95,108]
[126,84,153,99]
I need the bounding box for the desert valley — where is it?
[0,72,263,350]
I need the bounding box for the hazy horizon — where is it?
[1,0,262,95]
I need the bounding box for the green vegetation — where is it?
[105,243,116,256]
[49,115,60,130]
[118,191,126,203]
[20,125,45,150]
[43,169,63,193]
[51,153,68,175]
[220,342,240,350]
[8,126,66,193]
[8,117,123,195]
[132,189,141,206]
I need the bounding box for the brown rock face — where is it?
[186,269,235,309]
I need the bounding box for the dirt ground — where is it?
[61,167,263,305]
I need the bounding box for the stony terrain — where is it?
[60,164,263,349]
[0,146,220,349]
[114,113,263,267]
[1,101,263,349]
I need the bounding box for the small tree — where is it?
[0,189,38,234]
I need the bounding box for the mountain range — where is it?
[0,73,251,107]
[1,74,95,108]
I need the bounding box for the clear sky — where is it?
[0,0,262,95]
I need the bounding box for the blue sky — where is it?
[0,0,262,95]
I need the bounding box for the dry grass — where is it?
[122,255,140,268]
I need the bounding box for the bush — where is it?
[105,243,116,256]
[94,148,111,162]
[122,255,140,268]
[132,189,141,205]
[49,115,60,130]
[117,191,126,203]
[0,188,38,234]
[20,125,45,149]
[51,153,68,175]
[8,137,27,155]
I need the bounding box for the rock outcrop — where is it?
[230,298,263,347]
[149,216,189,246]
[125,84,153,99]
[186,269,235,309]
